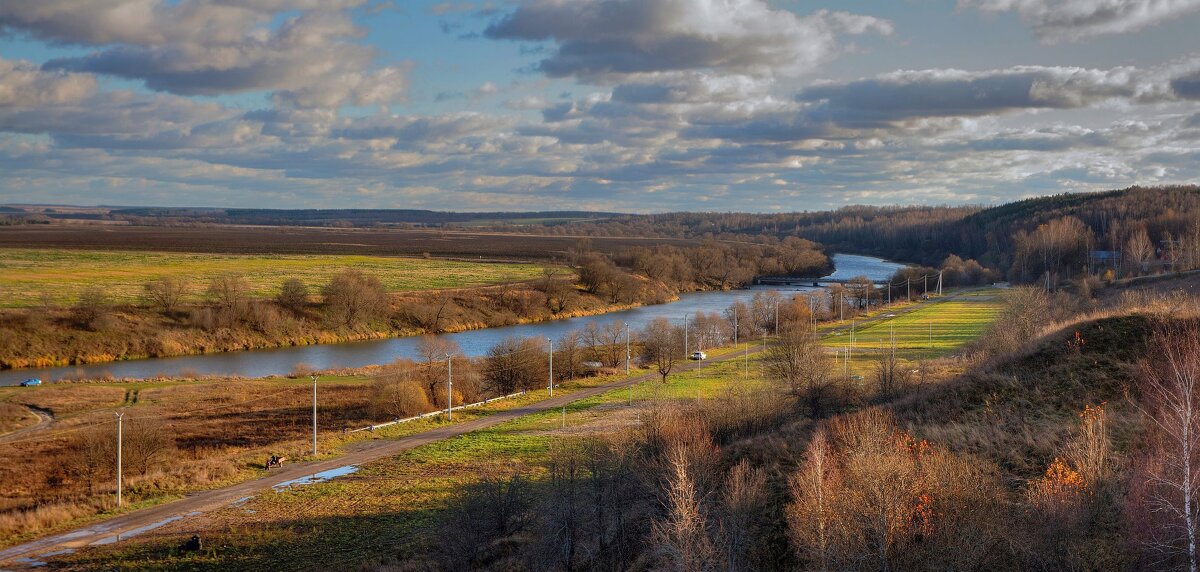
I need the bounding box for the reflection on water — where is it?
[0,254,904,385]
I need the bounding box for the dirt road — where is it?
[0,363,681,568]
[0,292,960,568]
[0,405,53,444]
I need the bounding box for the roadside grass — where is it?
[821,289,1002,361]
[0,249,549,308]
[43,294,1006,569]
[56,359,756,571]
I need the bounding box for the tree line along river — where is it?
[0,254,904,386]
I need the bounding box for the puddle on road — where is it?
[272,465,359,491]
[89,515,186,546]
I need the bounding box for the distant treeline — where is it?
[522,185,1200,286]
[105,208,621,227]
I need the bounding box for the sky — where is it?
[1,0,1199,212]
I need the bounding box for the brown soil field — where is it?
[0,224,700,260]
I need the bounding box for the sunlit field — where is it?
[0,249,549,308]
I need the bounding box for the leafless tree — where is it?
[484,336,547,395]
[642,317,683,383]
[72,286,111,330]
[122,416,173,476]
[787,427,837,572]
[764,325,835,416]
[276,278,308,312]
[143,277,188,316]
[1127,227,1155,276]
[1134,324,1200,572]
[873,327,909,397]
[651,444,717,571]
[719,459,767,572]
[322,269,389,328]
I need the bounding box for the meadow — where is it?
[821,288,1002,362]
[43,291,1004,570]
[0,249,549,308]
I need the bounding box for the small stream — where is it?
[0,254,904,386]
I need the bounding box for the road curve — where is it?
[0,357,721,567]
[0,291,967,568]
[0,405,53,444]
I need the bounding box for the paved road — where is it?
[0,291,974,569]
[0,354,733,568]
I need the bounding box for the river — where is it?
[0,254,904,386]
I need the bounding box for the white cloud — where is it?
[485,0,892,82]
[963,0,1200,43]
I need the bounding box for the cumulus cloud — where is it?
[0,59,96,107]
[4,1,406,109]
[963,0,1200,43]
[797,65,1157,127]
[485,0,892,82]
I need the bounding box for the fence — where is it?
[345,390,528,434]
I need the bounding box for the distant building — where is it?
[1088,250,1121,275]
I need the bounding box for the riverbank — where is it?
[0,277,682,372]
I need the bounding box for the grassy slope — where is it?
[52,292,1004,570]
[0,249,548,308]
[895,313,1154,482]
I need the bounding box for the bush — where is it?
[276,278,309,312]
[322,270,389,329]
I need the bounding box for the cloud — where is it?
[797,65,1155,128]
[0,58,96,107]
[485,0,892,82]
[963,0,1200,43]
[5,1,406,109]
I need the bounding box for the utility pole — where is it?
[937,271,943,296]
[887,281,891,305]
[733,307,739,346]
[446,353,453,420]
[774,300,779,335]
[809,296,816,331]
[311,374,317,457]
[624,322,630,375]
[924,274,928,295]
[683,316,689,359]
[547,338,554,397]
[114,411,124,507]
[907,278,911,302]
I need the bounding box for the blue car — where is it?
[19,378,42,387]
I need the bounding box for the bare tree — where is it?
[122,417,173,476]
[484,336,547,395]
[276,278,309,312]
[642,317,683,383]
[1127,227,1155,276]
[416,336,459,406]
[72,286,111,330]
[764,325,835,416]
[651,444,716,571]
[1134,324,1200,572]
[322,269,389,328]
[787,427,837,572]
[143,277,188,316]
[206,274,250,313]
[719,459,767,572]
[873,327,909,397]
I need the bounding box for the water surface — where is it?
[0,254,903,385]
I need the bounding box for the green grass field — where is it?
[50,292,1007,569]
[822,289,1002,360]
[0,249,549,308]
